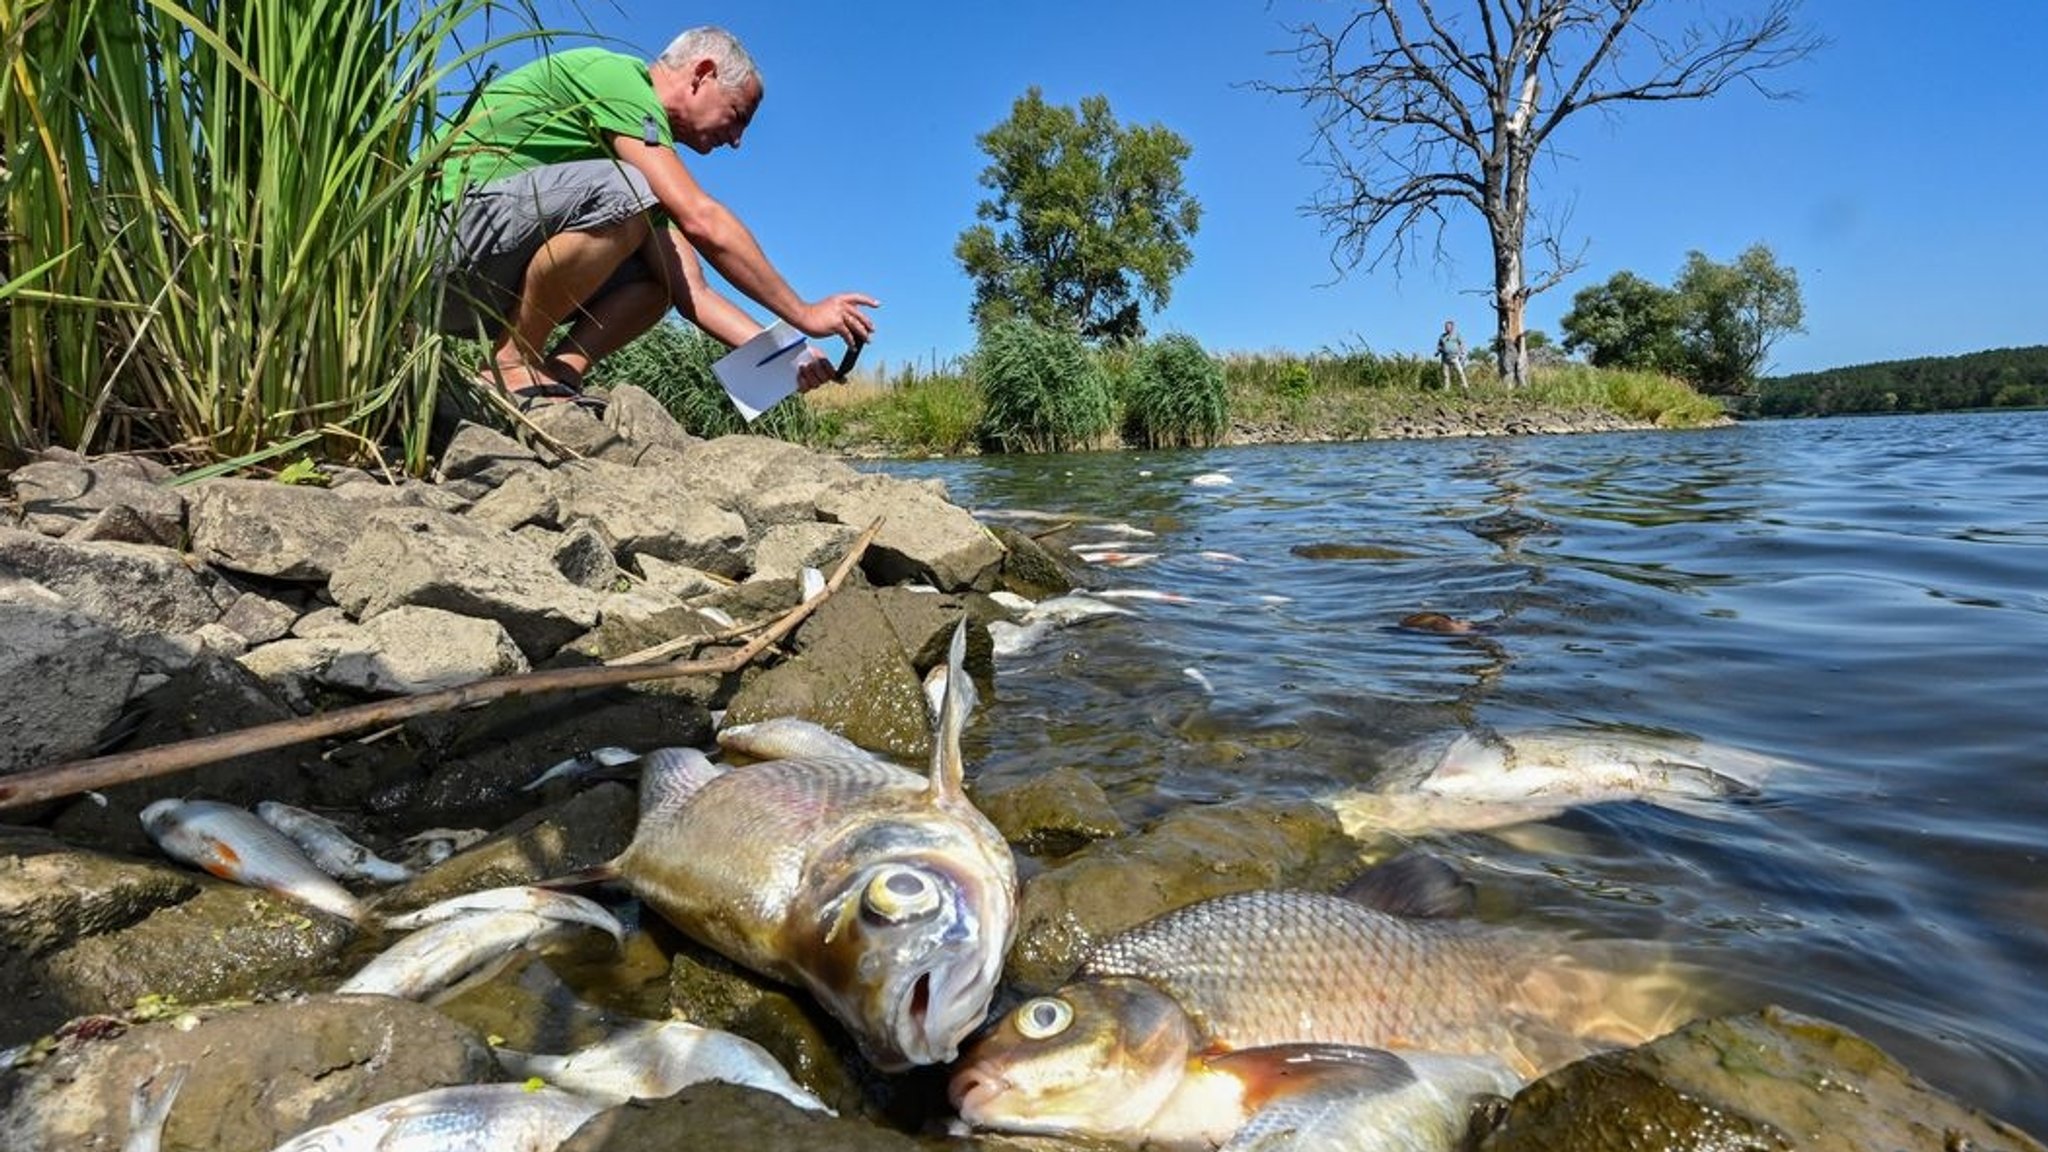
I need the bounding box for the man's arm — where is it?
[609,132,874,348]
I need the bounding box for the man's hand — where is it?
[797,293,879,346]
[795,348,838,393]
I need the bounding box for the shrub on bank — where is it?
[1123,334,1227,448]
[591,320,818,441]
[973,320,1114,453]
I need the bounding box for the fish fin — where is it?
[127,1061,189,1147]
[636,747,721,835]
[534,862,624,891]
[1206,1043,1417,1113]
[928,619,970,804]
[1336,851,1476,919]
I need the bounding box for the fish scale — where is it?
[1080,889,1569,1073]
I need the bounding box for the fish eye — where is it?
[1015,996,1073,1040]
[862,866,942,923]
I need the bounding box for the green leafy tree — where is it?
[1675,244,1805,394]
[1560,273,1686,371]
[956,89,1200,344]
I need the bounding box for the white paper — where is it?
[712,321,806,423]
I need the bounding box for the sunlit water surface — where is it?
[864,410,2048,1134]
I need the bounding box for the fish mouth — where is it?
[946,1061,1013,1122]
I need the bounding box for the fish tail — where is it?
[124,1062,188,1152]
[929,619,970,803]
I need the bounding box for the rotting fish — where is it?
[520,746,640,792]
[600,620,1018,1070]
[1020,593,1138,627]
[255,801,414,885]
[141,799,365,923]
[266,1082,606,1152]
[951,982,1519,1151]
[380,885,626,934]
[989,619,1054,659]
[717,719,873,763]
[493,1017,831,1113]
[979,857,1686,1085]
[399,827,490,867]
[1326,726,1789,837]
[339,893,623,1000]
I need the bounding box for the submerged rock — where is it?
[1478,1006,2045,1152]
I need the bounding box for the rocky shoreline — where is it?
[0,393,2033,1150]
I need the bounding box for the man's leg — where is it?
[1441,360,1452,390]
[494,213,650,388]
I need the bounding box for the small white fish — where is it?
[1073,549,1160,568]
[989,619,1054,658]
[1254,594,1294,605]
[340,901,623,1000]
[1196,551,1246,564]
[799,566,827,601]
[494,1018,832,1113]
[1096,588,1202,605]
[695,605,737,628]
[141,799,364,923]
[520,746,639,792]
[255,801,413,885]
[381,886,623,937]
[1189,472,1233,487]
[124,1064,189,1152]
[718,718,874,762]
[1182,667,1214,694]
[924,663,980,725]
[267,1082,606,1151]
[1078,522,1157,540]
[1021,594,1137,627]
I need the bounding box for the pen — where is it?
[756,338,807,367]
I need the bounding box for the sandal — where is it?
[507,380,606,414]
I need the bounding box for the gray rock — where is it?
[0,528,233,636]
[464,467,560,534]
[551,458,749,577]
[8,458,184,544]
[658,435,861,530]
[602,383,700,455]
[0,597,142,775]
[328,506,602,660]
[217,590,301,645]
[552,518,622,591]
[815,473,1004,591]
[980,765,1128,859]
[435,419,543,488]
[748,521,861,584]
[187,477,375,582]
[633,553,733,600]
[326,605,530,694]
[0,995,495,1152]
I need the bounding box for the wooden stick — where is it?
[0,519,881,811]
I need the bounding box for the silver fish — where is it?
[607,620,1017,1070]
[266,1082,605,1151]
[255,801,413,884]
[399,827,489,867]
[520,746,640,792]
[1020,594,1138,627]
[339,898,622,1000]
[716,718,873,763]
[493,1017,830,1112]
[989,619,1053,658]
[1328,727,1787,836]
[380,886,624,935]
[141,799,364,923]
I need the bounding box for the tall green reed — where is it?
[0,0,531,474]
[973,319,1113,453]
[1121,333,1226,448]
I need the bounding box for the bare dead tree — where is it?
[1263,1,1821,387]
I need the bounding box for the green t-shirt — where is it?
[435,47,674,201]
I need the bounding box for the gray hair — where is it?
[656,26,758,90]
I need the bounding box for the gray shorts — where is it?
[429,159,663,336]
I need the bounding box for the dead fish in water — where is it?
[255,801,413,884]
[989,618,1054,659]
[399,827,489,867]
[124,1063,189,1152]
[952,982,1517,1151]
[141,799,364,923]
[494,1017,831,1112]
[599,621,1017,1070]
[340,891,623,1000]
[1189,472,1233,487]
[1327,727,1789,837]
[1096,588,1203,605]
[520,746,639,792]
[267,1082,606,1151]
[1021,594,1138,627]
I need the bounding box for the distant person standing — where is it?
[1437,319,1469,389]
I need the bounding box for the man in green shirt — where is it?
[430,26,875,406]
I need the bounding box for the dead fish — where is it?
[1021,594,1138,627]
[399,827,489,867]
[1331,726,1786,838]
[255,801,413,884]
[924,661,979,723]
[1189,472,1234,487]
[381,886,624,935]
[601,620,1017,1070]
[1073,884,1681,1079]
[1074,549,1161,568]
[339,896,623,1000]
[800,565,827,601]
[1096,588,1203,605]
[952,982,1518,1150]
[520,746,640,792]
[494,1017,831,1112]
[989,618,1054,659]
[125,1063,189,1152]
[1196,551,1246,564]
[717,718,874,763]
[141,799,364,923]
[266,1082,606,1151]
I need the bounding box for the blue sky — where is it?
[497,1,2044,377]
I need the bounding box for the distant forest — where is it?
[1755,345,2048,417]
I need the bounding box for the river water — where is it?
[864,409,2048,1135]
